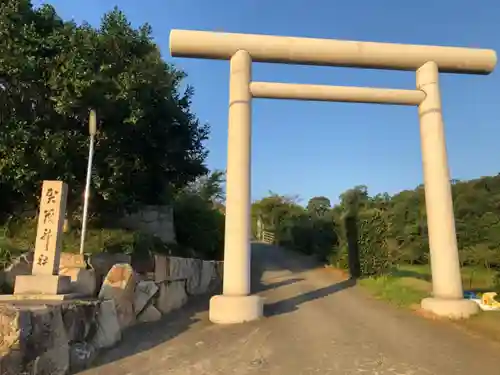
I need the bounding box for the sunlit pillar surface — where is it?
[417,61,479,318]
[209,50,263,324]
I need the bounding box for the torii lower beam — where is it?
[250,82,426,105]
[169,29,497,324]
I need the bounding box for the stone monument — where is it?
[11,181,73,299]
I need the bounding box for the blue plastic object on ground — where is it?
[464,291,479,299]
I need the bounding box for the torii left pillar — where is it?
[209,50,264,324]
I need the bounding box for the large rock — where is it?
[88,253,131,285]
[3,251,34,290]
[215,261,224,280]
[69,342,96,373]
[99,264,137,328]
[0,270,5,288]
[0,350,23,375]
[131,253,155,275]
[90,300,121,350]
[0,303,70,375]
[60,301,100,343]
[0,299,125,374]
[31,307,70,375]
[59,268,97,297]
[155,280,188,314]
[208,261,223,291]
[0,305,25,373]
[154,254,169,282]
[59,253,86,269]
[169,257,197,280]
[137,305,162,323]
[198,261,216,295]
[185,258,203,295]
[134,281,158,315]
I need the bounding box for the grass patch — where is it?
[360,264,498,308]
[1,218,136,255]
[395,264,497,291]
[359,275,428,307]
[0,218,182,268]
[360,264,500,343]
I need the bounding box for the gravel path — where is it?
[80,244,500,375]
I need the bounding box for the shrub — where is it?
[331,244,349,270]
[276,213,338,260]
[356,210,393,277]
[173,193,224,260]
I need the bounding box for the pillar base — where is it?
[209,294,263,324]
[421,297,479,319]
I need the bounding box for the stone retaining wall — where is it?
[0,253,223,375]
[17,204,177,244]
[119,205,176,244]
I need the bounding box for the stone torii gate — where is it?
[169,29,497,324]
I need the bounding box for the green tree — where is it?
[256,172,500,279]
[251,193,302,233]
[183,170,225,206]
[307,196,331,217]
[0,2,208,218]
[339,185,369,215]
[173,170,226,260]
[252,193,338,260]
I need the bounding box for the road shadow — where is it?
[83,241,356,372]
[83,286,220,373]
[251,242,325,275]
[251,242,356,318]
[264,278,357,317]
[254,277,305,292]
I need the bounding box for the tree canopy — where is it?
[306,196,331,217]
[252,174,500,277]
[0,1,208,217]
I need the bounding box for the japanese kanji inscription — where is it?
[32,181,68,275]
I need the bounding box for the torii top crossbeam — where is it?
[169,29,497,74]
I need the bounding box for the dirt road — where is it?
[81,244,500,375]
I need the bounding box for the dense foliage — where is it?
[253,174,500,278]
[0,1,208,218]
[0,2,226,261]
[252,193,339,262]
[173,170,226,260]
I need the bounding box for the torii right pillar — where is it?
[417,61,479,318]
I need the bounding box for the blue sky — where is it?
[34,0,500,204]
